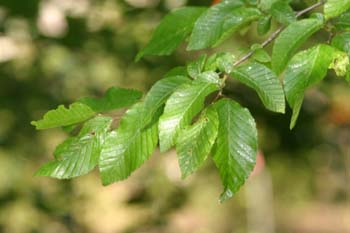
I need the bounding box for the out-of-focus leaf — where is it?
[164,66,188,77]
[212,98,257,202]
[231,62,285,113]
[324,0,350,20]
[329,51,350,77]
[257,15,271,35]
[272,18,324,74]
[258,0,279,11]
[216,53,236,73]
[245,0,258,5]
[187,54,207,78]
[333,11,350,30]
[35,116,112,179]
[136,7,206,60]
[187,1,260,50]
[270,1,296,25]
[331,33,350,53]
[78,87,143,113]
[158,73,221,152]
[99,103,159,185]
[31,102,95,130]
[347,71,350,82]
[284,44,335,129]
[204,52,236,73]
[252,47,271,63]
[176,106,219,178]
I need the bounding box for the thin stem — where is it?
[233,0,325,67]
[295,0,325,17]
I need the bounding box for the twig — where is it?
[233,1,325,67]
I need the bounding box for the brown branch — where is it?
[233,0,325,67]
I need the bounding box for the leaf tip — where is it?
[218,189,233,203]
[180,171,190,180]
[289,121,296,130]
[278,107,286,114]
[31,120,38,128]
[135,51,144,62]
[33,167,47,177]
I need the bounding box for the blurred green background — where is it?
[0,0,349,232]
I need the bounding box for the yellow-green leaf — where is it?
[176,106,219,178]
[31,102,95,130]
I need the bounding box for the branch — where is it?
[233,1,325,67]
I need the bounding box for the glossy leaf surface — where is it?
[272,18,324,74]
[99,104,159,185]
[212,99,257,202]
[35,116,112,178]
[188,2,260,50]
[136,7,206,60]
[284,45,335,128]
[159,73,221,152]
[176,106,219,178]
[231,62,285,113]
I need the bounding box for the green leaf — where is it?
[164,66,188,77]
[143,75,191,126]
[61,124,79,134]
[212,99,257,202]
[324,0,350,20]
[176,105,219,178]
[216,53,236,73]
[31,102,95,130]
[245,0,258,5]
[257,15,271,35]
[136,7,206,60]
[270,1,296,25]
[35,116,112,179]
[331,33,350,53]
[258,0,279,11]
[252,48,271,63]
[187,2,260,50]
[204,52,236,73]
[230,62,285,113]
[187,54,207,78]
[53,137,76,160]
[284,44,336,129]
[159,73,221,152]
[333,11,350,31]
[78,87,143,113]
[99,103,159,185]
[271,18,324,75]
